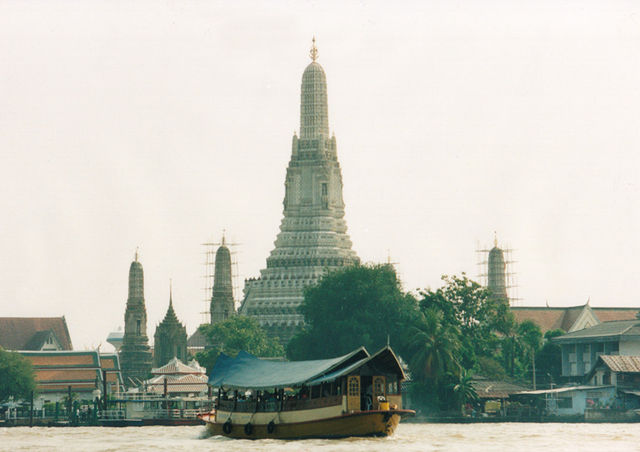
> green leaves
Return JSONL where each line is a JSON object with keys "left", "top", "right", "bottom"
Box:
{"left": 0, "top": 348, "right": 37, "bottom": 403}
{"left": 287, "top": 264, "right": 417, "bottom": 360}
{"left": 195, "top": 316, "right": 284, "bottom": 373}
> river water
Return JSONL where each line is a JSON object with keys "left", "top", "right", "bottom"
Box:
{"left": 1, "top": 423, "right": 639, "bottom": 452}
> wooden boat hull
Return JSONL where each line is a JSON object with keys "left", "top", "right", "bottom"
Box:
{"left": 200, "top": 409, "right": 414, "bottom": 439}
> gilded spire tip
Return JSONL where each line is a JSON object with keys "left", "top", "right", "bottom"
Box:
{"left": 493, "top": 231, "right": 498, "bottom": 248}
{"left": 310, "top": 36, "right": 318, "bottom": 62}
{"left": 135, "top": 247, "right": 139, "bottom": 262}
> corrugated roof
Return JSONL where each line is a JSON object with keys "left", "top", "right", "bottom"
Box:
{"left": 209, "top": 347, "right": 372, "bottom": 390}
{"left": 471, "top": 378, "right": 529, "bottom": 399}
{"left": 517, "top": 385, "right": 613, "bottom": 395}
{"left": 0, "top": 317, "right": 73, "bottom": 350}
{"left": 553, "top": 320, "right": 640, "bottom": 342}
{"left": 599, "top": 355, "right": 640, "bottom": 373}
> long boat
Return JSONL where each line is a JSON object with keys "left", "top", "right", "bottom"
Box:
{"left": 199, "top": 346, "right": 414, "bottom": 439}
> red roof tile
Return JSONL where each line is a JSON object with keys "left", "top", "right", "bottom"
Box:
{"left": 0, "top": 317, "right": 72, "bottom": 350}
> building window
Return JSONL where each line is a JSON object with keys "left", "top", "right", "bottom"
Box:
{"left": 603, "top": 372, "right": 611, "bottom": 385}
{"left": 558, "top": 397, "right": 573, "bottom": 409}
{"left": 321, "top": 183, "right": 328, "bottom": 195}
{"left": 136, "top": 320, "right": 141, "bottom": 335}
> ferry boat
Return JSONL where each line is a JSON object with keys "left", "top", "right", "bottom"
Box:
{"left": 199, "top": 346, "right": 414, "bottom": 439}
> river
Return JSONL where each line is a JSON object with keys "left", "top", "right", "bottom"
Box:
{"left": 1, "top": 423, "right": 639, "bottom": 452}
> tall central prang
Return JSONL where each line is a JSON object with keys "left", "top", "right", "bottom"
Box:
{"left": 240, "top": 39, "right": 360, "bottom": 342}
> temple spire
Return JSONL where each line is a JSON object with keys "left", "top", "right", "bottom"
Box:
{"left": 300, "top": 38, "right": 329, "bottom": 140}
{"left": 310, "top": 36, "right": 318, "bottom": 62}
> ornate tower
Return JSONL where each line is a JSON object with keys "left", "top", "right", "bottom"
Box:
{"left": 210, "top": 236, "right": 235, "bottom": 324}
{"left": 488, "top": 238, "right": 509, "bottom": 304}
{"left": 119, "top": 251, "right": 153, "bottom": 385}
{"left": 153, "top": 284, "right": 188, "bottom": 368}
{"left": 240, "top": 39, "right": 360, "bottom": 342}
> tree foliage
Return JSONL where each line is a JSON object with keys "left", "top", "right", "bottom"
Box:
{"left": 195, "top": 316, "right": 284, "bottom": 373}
{"left": 535, "top": 329, "right": 564, "bottom": 387}
{"left": 419, "top": 274, "right": 513, "bottom": 371}
{"left": 404, "top": 308, "right": 460, "bottom": 384}
{"left": 0, "top": 348, "right": 37, "bottom": 403}
{"left": 287, "top": 264, "right": 418, "bottom": 360}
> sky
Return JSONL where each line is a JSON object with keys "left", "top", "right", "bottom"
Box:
{"left": 2, "top": 0, "right": 640, "bottom": 351}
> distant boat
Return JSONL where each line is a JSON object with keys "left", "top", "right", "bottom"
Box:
{"left": 199, "top": 346, "right": 414, "bottom": 439}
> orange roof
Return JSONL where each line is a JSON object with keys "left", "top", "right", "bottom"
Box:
{"left": 36, "top": 368, "right": 99, "bottom": 383}
{"left": 511, "top": 308, "right": 568, "bottom": 332}
{"left": 25, "top": 352, "right": 98, "bottom": 368}
{"left": 593, "top": 308, "right": 640, "bottom": 323}
{"left": 512, "top": 305, "right": 640, "bottom": 333}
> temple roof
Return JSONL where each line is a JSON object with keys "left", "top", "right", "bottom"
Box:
{"left": 512, "top": 305, "right": 640, "bottom": 333}
{"left": 151, "top": 357, "right": 204, "bottom": 375}
{"left": 19, "top": 350, "right": 105, "bottom": 394}
{"left": 146, "top": 373, "right": 209, "bottom": 394}
{"left": 0, "top": 317, "right": 73, "bottom": 350}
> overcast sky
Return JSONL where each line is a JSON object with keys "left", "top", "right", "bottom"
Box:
{"left": 2, "top": 0, "right": 640, "bottom": 351}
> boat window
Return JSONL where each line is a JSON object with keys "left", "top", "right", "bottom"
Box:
{"left": 348, "top": 378, "right": 359, "bottom": 397}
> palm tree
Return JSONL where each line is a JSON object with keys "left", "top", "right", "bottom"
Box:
{"left": 451, "top": 369, "right": 478, "bottom": 412}
{"left": 404, "top": 308, "right": 461, "bottom": 385}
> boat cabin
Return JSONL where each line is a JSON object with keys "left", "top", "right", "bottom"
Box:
{"left": 209, "top": 346, "right": 406, "bottom": 420}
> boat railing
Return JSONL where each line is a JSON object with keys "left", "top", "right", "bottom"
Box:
{"left": 98, "top": 409, "right": 126, "bottom": 420}
{"left": 218, "top": 394, "right": 342, "bottom": 413}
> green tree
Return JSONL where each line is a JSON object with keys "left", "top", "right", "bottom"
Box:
{"left": 0, "top": 348, "right": 37, "bottom": 403}
{"left": 450, "top": 369, "right": 478, "bottom": 412}
{"left": 287, "top": 264, "right": 418, "bottom": 360}
{"left": 535, "top": 329, "right": 564, "bottom": 387}
{"left": 516, "top": 320, "right": 543, "bottom": 387}
{"left": 195, "top": 316, "right": 284, "bottom": 373}
{"left": 419, "top": 274, "right": 513, "bottom": 371}
{"left": 404, "top": 308, "right": 460, "bottom": 384}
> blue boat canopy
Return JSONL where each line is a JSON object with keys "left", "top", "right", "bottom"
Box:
{"left": 207, "top": 346, "right": 404, "bottom": 390}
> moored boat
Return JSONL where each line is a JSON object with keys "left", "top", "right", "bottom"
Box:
{"left": 199, "top": 346, "right": 414, "bottom": 439}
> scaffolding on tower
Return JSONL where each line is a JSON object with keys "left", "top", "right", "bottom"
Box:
{"left": 201, "top": 232, "right": 241, "bottom": 325}
{"left": 475, "top": 234, "right": 520, "bottom": 306}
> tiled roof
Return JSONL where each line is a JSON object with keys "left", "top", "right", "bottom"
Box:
{"left": 553, "top": 320, "right": 640, "bottom": 342}
{"left": 36, "top": 368, "right": 100, "bottom": 383}
{"left": 512, "top": 305, "right": 640, "bottom": 334}
{"left": 511, "top": 307, "right": 575, "bottom": 333}
{"left": 19, "top": 350, "right": 102, "bottom": 394}
{"left": 599, "top": 355, "right": 640, "bottom": 373}
{"left": 0, "top": 317, "right": 73, "bottom": 350}
{"left": 20, "top": 350, "right": 100, "bottom": 367}
{"left": 593, "top": 308, "right": 640, "bottom": 323}
{"left": 147, "top": 373, "right": 209, "bottom": 394}
{"left": 151, "top": 357, "right": 205, "bottom": 375}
